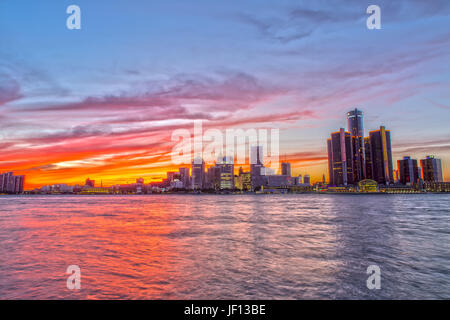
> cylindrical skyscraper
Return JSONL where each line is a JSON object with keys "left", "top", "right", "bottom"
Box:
{"left": 347, "top": 108, "right": 364, "bottom": 138}
{"left": 347, "top": 108, "right": 365, "bottom": 182}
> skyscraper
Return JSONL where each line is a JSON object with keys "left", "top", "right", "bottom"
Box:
{"left": 303, "top": 174, "right": 311, "bottom": 186}
{"left": 250, "top": 145, "right": 265, "bottom": 190}
{"left": 368, "top": 126, "right": 394, "bottom": 185}
{"left": 398, "top": 156, "right": 420, "bottom": 185}
{"left": 218, "top": 156, "right": 234, "bottom": 190}
{"left": 347, "top": 108, "right": 365, "bottom": 182}
{"left": 327, "top": 128, "right": 354, "bottom": 186}
{"left": 0, "top": 172, "right": 25, "bottom": 194}
{"left": 205, "top": 166, "right": 221, "bottom": 190}
{"left": 281, "top": 162, "right": 291, "bottom": 177}
{"left": 191, "top": 157, "right": 205, "bottom": 190}
{"left": 421, "top": 155, "right": 443, "bottom": 182}
{"left": 364, "top": 137, "right": 373, "bottom": 180}
{"left": 179, "top": 167, "right": 190, "bottom": 189}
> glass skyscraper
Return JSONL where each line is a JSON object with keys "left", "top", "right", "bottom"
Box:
{"left": 398, "top": 156, "right": 420, "bottom": 185}
{"left": 327, "top": 128, "right": 354, "bottom": 186}
{"left": 347, "top": 108, "right": 365, "bottom": 182}
{"left": 421, "top": 155, "right": 443, "bottom": 182}
{"left": 368, "top": 126, "right": 394, "bottom": 185}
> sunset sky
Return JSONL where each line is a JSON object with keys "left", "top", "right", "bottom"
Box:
{"left": 1, "top": 0, "right": 450, "bottom": 188}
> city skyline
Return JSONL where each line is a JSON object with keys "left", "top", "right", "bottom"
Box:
{"left": 1, "top": 1, "right": 450, "bottom": 189}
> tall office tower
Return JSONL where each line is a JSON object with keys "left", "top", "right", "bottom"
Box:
{"left": 218, "top": 156, "right": 234, "bottom": 190}
{"left": 281, "top": 162, "right": 291, "bottom": 177}
{"left": 297, "top": 174, "right": 303, "bottom": 185}
{"left": 347, "top": 108, "right": 365, "bottom": 182}
{"left": 14, "top": 175, "right": 25, "bottom": 193}
{"left": 421, "top": 155, "right": 443, "bottom": 182}
{"left": 368, "top": 126, "right": 394, "bottom": 185}
{"left": 179, "top": 167, "right": 190, "bottom": 188}
{"left": 0, "top": 172, "right": 13, "bottom": 192}
{"left": 250, "top": 145, "right": 265, "bottom": 190}
{"left": 205, "top": 166, "right": 220, "bottom": 189}
{"left": 398, "top": 156, "right": 420, "bottom": 185}
{"left": 327, "top": 128, "right": 354, "bottom": 186}
{"left": 6, "top": 172, "right": 16, "bottom": 193}
{"left": 191, "top": 157, "right": 205, "bottom": 190}
{"left": 0, "top": 172, "right": 24, "bottom": 194}
{"left": 364, "top": 137, "right": 373, "bottom": 180}
{"left": 303, "top": 174, "right": 311, "bottom": 186}
{"left": 0, "top": 172, "right": 7, "bottom": 192}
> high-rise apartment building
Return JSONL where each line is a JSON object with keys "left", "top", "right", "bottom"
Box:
{"left": 327, "top": 128, "right": 354, "bottom": 186}
{"left": 421, "top": 155, "right": 443, "bottom": 182}
{"left": 191, "top": 157, "right": 205, "bottom": 190}
{"left": 368, "top": 126, "right": 393, "bottom": 185}
{"left": 281, "top": 162, "right": 292, "bottom": 177}
{"left": 398, "top": 156, "right": 419, "bottom": 185}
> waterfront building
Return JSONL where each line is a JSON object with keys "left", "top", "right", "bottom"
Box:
{"left": 398, "top": 156, "right": 419, "bottom": 185}
{"left": 358, "top": 179, "right": 378, "bottom": 192}
{"left": 206, "top": 166, "right": 221, "bottom": 190}
{"left": 0, "top": 172, "right": 25, "bottom": 194}
{"left": 347, "top": 108, "right": 365, "bottom": 182}
{"left": 192, "top": 157, "right": 205, "bottom": 190}
{"left": 264, "top": 175, "right": 293, "bottom": 188}
{"left": 85, "top": 178, "right": 95, "bottom": 188}
{"left": 179, "top": 167, "right": 190, "bottom": 188}
{"left": 304, "top": 174, "right": 311, "bottom": 186}
{"left": 281, "top": 162, "right": 292, "bottom": 177}
{"left": 241, "top": 172, "right": 252, "bottom": 191}
{"left": 368, "top": 126, "right": 394, "bottom": 185}
{"left": 423, "top": 181, "right": 450, "bottom": 192}
{"left": 166, "top": 172, "right": 177, "bottom": 182}
{"left": 364, "top": 137, "right": 373, "bottom": 180}
{"left": 327, "top": 128, "right": 354, "bottom": 186}
{"left": 218, "top": 156, "right": 234, "bottom": 190}
{"left": 250, "top": 145, "right": 265, "bottom": 190}
{"left": 421, "top": 155, "right": 443, "bottom": 182}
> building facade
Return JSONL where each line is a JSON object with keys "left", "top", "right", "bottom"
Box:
{"left": 0, "top": 172, "right": 25, "bottom": 194}
{"left": 398, "top": 156, "right": 420, "bottom": 185}
{"left": 421, "top": 155, "right": 443, "bottom": 182}
{"left": 191, "top": 157, "right": 205, "bottom": 190}
{"left": 368, "top": 126, "right": 393, "bottom": 185}
{"left": 281, "top": 162, "right": 292, "bottom": 177}
{"left": 347, "top": 108, "right": 365, "bottom": 183}
{"left": 327, "top": 128, "right": 354, "bottom": 186}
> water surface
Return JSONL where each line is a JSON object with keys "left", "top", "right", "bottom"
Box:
{"left": 0, "top": 194, "right": 449, "bottom": 299}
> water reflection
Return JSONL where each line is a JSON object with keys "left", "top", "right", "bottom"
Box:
{"left": 0, "top": 194, "right": 449, "bottom": 299}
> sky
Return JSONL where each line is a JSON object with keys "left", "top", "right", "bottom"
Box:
{"left": 0, "top": 0, "right": 450, "bottom": 188}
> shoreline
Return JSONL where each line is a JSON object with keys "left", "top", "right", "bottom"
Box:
{"left": 2, "top": 192, "right": 450, "bottom": 196}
